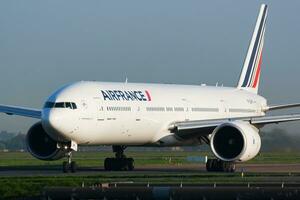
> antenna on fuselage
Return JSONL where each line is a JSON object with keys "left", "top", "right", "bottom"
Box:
{"left": 125, "top": 77, "right": 128, "bottom": 83}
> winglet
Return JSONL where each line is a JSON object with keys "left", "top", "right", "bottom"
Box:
{"left": 237, "top": 4, "right": 268, "bottom": 94}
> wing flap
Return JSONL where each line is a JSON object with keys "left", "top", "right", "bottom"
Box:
{"left": 170, "top": 119, "right": 229, "bottom": 139}
{"left": 0, "top": 104, "right": 41, "bottom": 119}
{"left": 250, "top": 114, "right": 300, "bottom": 125}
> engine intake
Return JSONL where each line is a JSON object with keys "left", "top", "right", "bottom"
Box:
{"left": 212, "top": 126, "right": 244, "bottom": 159}
{"left": 26, "top": 122, "right": 67, "bottom": 160}
{"left": 210, "top": 121, "right": 261, "bottom": 162}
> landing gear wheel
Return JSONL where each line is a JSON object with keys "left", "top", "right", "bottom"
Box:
{"left": 104, "top": 157, "right": 135, "bottom": 171}
{"left": 63, "top": 161, "right": 70, "bottom": 173}
{"left": 104, "top": 158, "right": 112, "bottom": 171}
{"left": 127, "top": 158, "right": 134, "bottom": 171}
{"left": 70, "top": 161, "right": 77, "bottom": 173}
{"left": 206, "top": 159, "right": 235, "bottom": 172}
{"left": 121, "top": 158, "right": 128, "bottom": 171}
{"left": 104, "top": 145, "right": 135, "bottom": 171}
{"left": 62, "top": 151, "right": 78, "bottom": 173}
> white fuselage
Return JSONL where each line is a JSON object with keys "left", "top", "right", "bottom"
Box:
{"left": 41, "top": 81, "right": 267, "bottom": 146}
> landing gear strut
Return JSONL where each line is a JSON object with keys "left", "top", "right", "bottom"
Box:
{"left": 62, "top": 152, "right": 77, "bottom": 173}
{"left": 104, "top": 146, "right": 134, "bottom": 171}
{"left": 206, "top": 159, "right": 235, "bottom": 172}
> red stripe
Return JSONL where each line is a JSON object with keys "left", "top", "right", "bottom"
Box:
{"left": 145, "top": 90, "right": 151, "bottom": 101}
{"left": 252, "top": 52, "right": 263, "bottom": 88}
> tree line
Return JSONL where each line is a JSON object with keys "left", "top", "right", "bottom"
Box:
{"left": 0, "top": 129, "right": 300, "bottom": 152}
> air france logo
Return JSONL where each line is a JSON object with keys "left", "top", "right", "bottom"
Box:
{"left": 101, "top": 90, "right": 152, "bottom": 101}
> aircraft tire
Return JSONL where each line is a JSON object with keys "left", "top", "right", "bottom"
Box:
{"left": 104, "top": 157, "right": 134, "bottom": 171}
{"left": 70, "top": 161, "right": 77, "bottom": 173}
{"left": 206, "top": 159, "right": 235, "bottom": 172}
{"left": 127, "top": 158, "right": 134, "bottom": 171}
{"left": 104, "top": 158, "right": 112, "bottom": 171}
{"left": 63, "top": 161, "right": 70, "bottom": 173}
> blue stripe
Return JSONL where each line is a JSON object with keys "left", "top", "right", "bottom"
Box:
{"left": 247, "top": 19, "right": 266, "bottom": 87}
{"left": 241, "top": 6, "right": 267, "bottom": 87}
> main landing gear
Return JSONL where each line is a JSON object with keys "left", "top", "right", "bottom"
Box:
{"left": 62, "top": 152, "right": 77, "bottom": 173}
{"left": 206, "top": 159, "right": 236, "bottom": 172}
{"left": 104, "top": 146, "right": 134, "bottom": 171}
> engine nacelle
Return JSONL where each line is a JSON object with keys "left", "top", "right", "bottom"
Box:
{"left": 26, "top": 122, "right": 68, "bottom": 161}
{"left": 210, "top": 121, "right": 261, "bottom": 162}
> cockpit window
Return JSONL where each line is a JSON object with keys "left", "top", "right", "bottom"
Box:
{"left": 55, "top": 102, "right": 65, "bottom": 108}
{"left": 65, "top": 102, "right": 72, "bottom": 109}
{"left": 44, "top": 101, "right": 77, "bottom": 109}
{"left": 71, "top": 103, "right": 77, "bottom": 109}
{"left": 44, "top": 102, "right": 55, "bottom": 108}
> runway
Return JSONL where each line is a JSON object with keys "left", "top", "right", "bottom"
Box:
{"left": 1, "top": 163, "right": 300, "bottom": 177}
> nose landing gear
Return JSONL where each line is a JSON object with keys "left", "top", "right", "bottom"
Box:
{"left": 60, "top": 140, "right": 78, "bottom": 173}
{"left": 62, "top": 152, "right": 77, "bottom": 173}
{"left": 104, "top": 146, "right": 135, "bottom": 171}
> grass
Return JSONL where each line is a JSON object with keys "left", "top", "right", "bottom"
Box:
{"left": 1, "top": 151, "right": 300, "bottom": 167}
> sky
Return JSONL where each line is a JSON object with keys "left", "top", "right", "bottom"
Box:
{"left": 0, "top": 0, "right": 300, "bottom": 133}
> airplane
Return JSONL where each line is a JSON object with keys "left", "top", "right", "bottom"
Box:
{"left": 1, "top": 4, "right": 300, "bottom": 173}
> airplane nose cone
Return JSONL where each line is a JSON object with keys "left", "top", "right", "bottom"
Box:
{"left": 42, "top": 109, "right": 73, "bottom": 141}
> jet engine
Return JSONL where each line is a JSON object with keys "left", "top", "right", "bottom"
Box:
{"left": 210, "top": 121, "right": 261, "bottom": 162}
{"left": 26, "top": 122, "right": 67, "bottom": 160}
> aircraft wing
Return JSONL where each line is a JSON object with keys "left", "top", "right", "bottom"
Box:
{"left": 265, "top": 103, "right": 300, "bottom": 111}
{"left": 0, "top": 104, "right": 41, "bottom": 119}
{"left": 170, "top": 114, "right": 300, "bottom": 139}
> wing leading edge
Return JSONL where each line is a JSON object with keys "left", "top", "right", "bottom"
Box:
{"left": 264, "top": 103, "right": 300, "bottom": 111}
{"left": 0, "top": 104, "right": 41, "bottom": 119}
{"left": 170, "top": 114, "right": 300, "bottom": 139}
